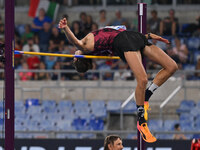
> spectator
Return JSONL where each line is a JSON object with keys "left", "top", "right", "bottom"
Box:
{"left": 113, "top": 61, "right": 131, "bottom": 80}
{"left": 37, "top": 22, "right": 52, "bottom": 52}
{"left": 85, "top": 15, "right": 94, "bottom": 34}
{"left": 27, "top": 55, "right": 40, "bottom": 70}
{"left": 173, "top": 123, "right": 187, "bottom": 140}
{"left": 91, "top": 22, "right": 99, "bottom": 31}
{"left": 19, "top": 63, "right": 33, "bottom": 81}
{"left": 131, "top": 11, "right": 138, "bottom": 31}
{"left": 34, "top": 62, "right": 50, "bottom": 80}
{"left": 22, "top": 37, "right": 40, "bottom": 52}
{"left": 166, "top": 37, "right": 188, "bottom": 69}
{"left": 111, "top": 10, "right": 128, "bottom": 28}
{"left": 49, "top": 27, "right": 65, "bottom": 52}
{"left": 104, "top": 135, "right": 123, "bottom": 150}
{"left": 51, "top": 62, "right": 61, "bottom": 80}
{"left": 147, "top": 10, "right": 161, "bottom": 35}
{"left": 0, "top": 23, "right": 4, "bottom": 39}
{"left": 45, "top": 56, "right": 57, "bottom": 70}
{"left": 31, "top": 8, "right": 52, "bottom": 33}
{"left": 79, "top": 12, "right": 87, "bottom": 33}
{"left": 71, "top": 21, "right": 85, "bottom": 40}
{"left": 195, "top": 56, "right": 200, "bottom": 79}
{"left": 21, "top": 24, "right": 34, "bottom": 45}
{"left": 192, "top": 15, "right": 200, "bottom": 37}
{"left": 160, "top": 9, "right": 179, "bottom": 36}
{"left": 97, "top": 9, "right": 109, "bottom": 29}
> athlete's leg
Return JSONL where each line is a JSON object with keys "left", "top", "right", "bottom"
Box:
{"left": 124, "top": 51, "right": 156, "bottom": 143}
{"left": 143, "top": 45, "right": 178, "bottom": 121}
{"left": 124, "top": 51, "right": 147, "bottom": 106}
{"left": 143, "top": 45, "right": 178, "bottom": 86}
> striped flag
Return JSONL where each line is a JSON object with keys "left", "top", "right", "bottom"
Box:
{"left": 28, "top": 0, "right": 59, "bottom": 21}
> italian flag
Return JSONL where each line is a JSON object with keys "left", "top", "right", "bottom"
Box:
{"left": 28, "top": 0, "right": 59, "bottom": 21}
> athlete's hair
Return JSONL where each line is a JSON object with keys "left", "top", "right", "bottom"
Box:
{"left": 104, "top": 135, "right": 121, "bottom": 150}
{"left": 72, "top": 57, "right": 92, "bottom": 73}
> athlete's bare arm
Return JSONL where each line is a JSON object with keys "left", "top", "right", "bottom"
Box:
{"left": 58, "top": 18, "right": 84, "bottom": 49}
{"left": 58, "top": 18, "right": 94, "bottom": 51}
{"left": 145, "top": 33, "right": 170, "bottom": 44}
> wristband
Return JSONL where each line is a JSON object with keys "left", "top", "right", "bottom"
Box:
{"left": 148, "top": 33, "right": 152, "bottom": 39}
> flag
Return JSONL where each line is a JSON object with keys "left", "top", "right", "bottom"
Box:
{"left": 28, "top": 0, "right": 59, "bottom": 21}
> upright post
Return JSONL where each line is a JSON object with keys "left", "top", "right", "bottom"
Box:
{"left": 137, "top": 3, "right": 147, "bottom": 150}
{"left": 5, "top": 0, "right": 15, "bottom": 149}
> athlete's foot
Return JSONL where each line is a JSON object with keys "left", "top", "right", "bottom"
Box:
{"left": 137, "top": 121, "right": 157, "bottom": 143}
{"left": 144, "top": 101, "right": 151, "bottom": 121}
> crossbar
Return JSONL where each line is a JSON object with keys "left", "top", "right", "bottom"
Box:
{"left": 15, "top": 50, "right": 120, "bottom": 59}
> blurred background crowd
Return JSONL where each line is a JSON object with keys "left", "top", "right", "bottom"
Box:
{"left": 0, "top": 0, "right": 200, "bottom": 81}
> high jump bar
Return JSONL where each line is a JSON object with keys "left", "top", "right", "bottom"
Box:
{"left": 14, "top": 50, "right": 120, "bottom": 59}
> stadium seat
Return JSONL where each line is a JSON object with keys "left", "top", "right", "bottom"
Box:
{"left": 190, "top": 106, "right": 200, "bottom": 118}
{"left": 25, "top": 98, "right": 40, "bottom": 108}
{"left": 180, "top": 121, "right": 195, "bottom": 131}
{"left": 180, "top": 113, "right": 194, "bottom": 122}
{"left": 164, "top": 120, "right": 179, "bottom": 131}
{"left": 72, "top": 118, "right": 90, "bottom": 131}
{"left": 57, "top": 100, "right": 73, "bottom": 108}
{"left": 107, "top": 100, "right": 121, "bottom": 112}
{"left": 74, "top": 100, "right": 89, "bottom": 108}
{"left": 89, "top": 118, "right": 104, "bottom": 130}
{"left": 15, "top": 100, "right": 24, "bottom": 107}
{"left": 91, "top": 100, "right": 105, "bottom": 109}
{"left": 176, "top": 100, "right": 196, "bottom": 113}
{"left": 187, "top": 37, "right": 200, "bottom": 50}
{"left": 123, "top": 100, "right": 137, "bottom": 113}
{"left": 92, "top": 107, "right": 107, "bottom": 118}
{"left": 42, "top": 100, "right": 57, "bottom": 108}
{"left": 38, "top": 120, "right": 56, "bottom": 131}
{"left": 56, "top": 120, "right": 73, "bottom": 131}
{"left": 26, "top": 105, "right": 43, "bottom": 115}
{"left": 148, "top": 119, "right": 163, "bottom": 131}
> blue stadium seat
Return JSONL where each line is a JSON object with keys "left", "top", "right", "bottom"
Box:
{"left": 164, "top": 120, "right": 179, "bottom": 131}
{"left": 74, "top": 100, "right": 89, "bottom": 108}
{"left": 176, "top": 100, "right": 196, "bottom": 113}
{"left": 46, "top": 113, "right": 63, "bottom": 121}
{"left": 89, "top": 118, "right": 104, "bottom": 130}
{"left": 157, "top": 134, "right": 173, "bottom": 140}
{"left": 92, "top": 107, "right": 107, "bottom": 118}
{"left": 57, "top": 100, "right": 73, "bottom": 108}
{"left": 25, "top": 98, "right": 40, "bottom": 108}
{"left": 42, "top": 100, "right": 57, "bottom": 108}
{"left": 180, "top": 121, "right": 195, "bottom": 131}
{"left": 107, "top": 100, "right": 121, "bottom": 112}
{"left": 91, "top": 100, "right": 105, "bottom": 109}
{"left": 180, "top": 113, "right": 194, "bottom": 122}
{"left": 75, "top": 108, "right": 91, "bottom": 119}
{"left": 148, "top": 119, "right": 163, "bottom": 131}
{"left": 15, "top": 100, "right": 24, "bottom": 107}
{"left": 26, "top": 106, "right": 43, "bottom": 115}
{"left": 187, "top": 37, "right": 200, "bottom": 50}
{"left": 42, "top": 105, "right": 58, "bottom": 114}
{"left": 72, "top": 118, "right": 90, "bottom": 131}
{"left": 38, "top": 120, "right": 56, "bottom": 131}
{"left": 123, "top": 100, "right": 137, "bottom": 113}
{"left": 56, "top": 120, "right": 73, "bottom": 131}
{"left": 190, "top": 106, "right": 200, "bottom": 118}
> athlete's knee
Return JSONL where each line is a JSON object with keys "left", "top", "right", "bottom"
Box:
{"left": 137, "top": 76, "right": 148, "bottom": 88}
{"left": 168, "top": 61, "right": 178, "bottom": 74}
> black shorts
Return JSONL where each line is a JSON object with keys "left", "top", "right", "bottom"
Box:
{"left": 113, "top": 31, "right": 152, "bottom": 62}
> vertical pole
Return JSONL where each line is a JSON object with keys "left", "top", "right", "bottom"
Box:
{"left": 5, "top": 0, "right": 15, "bottom": 149}
{"left": 137, "top": 3, "right": 147, "bottom": 150}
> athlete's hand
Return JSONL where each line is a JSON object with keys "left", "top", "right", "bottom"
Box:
{"left": 150, "top": 33, "right": 170, "bottom": 44}
{"left": 58, "top": 18, "right": 68, "bottom": 29}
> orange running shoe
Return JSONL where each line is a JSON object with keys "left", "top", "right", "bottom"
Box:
{"left": 144, "top": 101, "right": 151, "bottom": 121}
{"left": 137, "top": 121, "right": 157, "bottom": 143}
